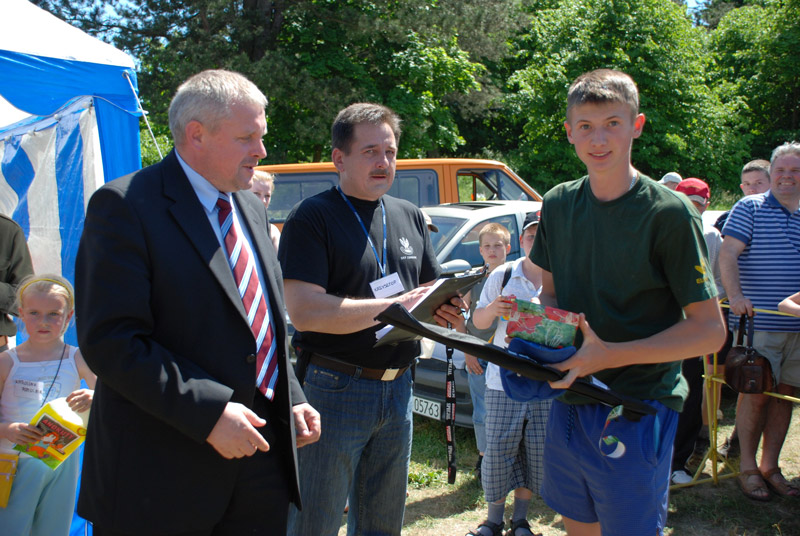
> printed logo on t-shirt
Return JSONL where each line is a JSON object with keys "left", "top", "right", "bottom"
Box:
{"left": 399, "top": 237, "right": 413, "bottom": 256}
{"left": 694, "top": 260, "right": 710, "bottom": 286}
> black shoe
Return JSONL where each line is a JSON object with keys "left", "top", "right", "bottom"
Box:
{"left": 475, "top": 454, "right": 483, "bottom": 480}
{"left": 686, "top": 435, "right": 710, "bottom": 472}
{"left": 718, "top": 435, "right": 740, "bottom": 459}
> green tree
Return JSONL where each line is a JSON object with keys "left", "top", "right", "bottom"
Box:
{"left": 35, "top": 0, "right": 505, "bottom": 162}
{"left": 692, "top": 0, "right": 746, "bottom": 29}
{"left": 498, "top": 0, "right": 750, "bottom": 193}
{"left": 709, "top": 0, "right": 800, "bottom": 162}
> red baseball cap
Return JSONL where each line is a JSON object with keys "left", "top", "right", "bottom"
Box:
{"left": 676, "top": 178, "right": 710, "bottom": 205}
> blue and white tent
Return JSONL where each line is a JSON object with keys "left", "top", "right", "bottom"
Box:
{"left": 0, "top": 0, "right": 141, "bottom": 348}
{"left": 0, "top": 2, "right": 141, "bottom": 534}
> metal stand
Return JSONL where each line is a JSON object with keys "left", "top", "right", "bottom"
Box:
{"left": 670, "top": 305, "right": 800, "bottom": 490}
{"left": 670, "top": 351, "right": 738, "bottom": 490}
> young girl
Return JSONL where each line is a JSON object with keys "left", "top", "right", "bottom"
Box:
{"left": 0, "top": 274, "right": 95, "bottom": 536}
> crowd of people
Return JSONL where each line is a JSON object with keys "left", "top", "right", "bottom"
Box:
{"left": 0, "top": 66, "right": 797, "bottom": 536}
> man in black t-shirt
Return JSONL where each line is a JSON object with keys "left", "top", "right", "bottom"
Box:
{"left": 280, "top": 103, "right": 441, "bottom": 536}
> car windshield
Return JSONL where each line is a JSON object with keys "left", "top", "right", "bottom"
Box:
{"left": 428, "top": 215, "right": 466, "bottom": 255}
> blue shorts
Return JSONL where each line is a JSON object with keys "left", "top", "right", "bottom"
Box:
{"left": 541, "top": 399, "right": 678, "bottom": 536}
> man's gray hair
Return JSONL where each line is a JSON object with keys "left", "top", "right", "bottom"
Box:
{"left": 770, "top": 141, "right": 800, "bottom": 171}
{"left": 331, "top": 103, "right": 402, "bottom": 154}
{"left": 169, "top": 70, "right": 267, "bottom": 145}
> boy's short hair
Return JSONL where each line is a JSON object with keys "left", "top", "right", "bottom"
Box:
{"left": 479, "top": 223, "right": 511, "bottom": 245}
{"left": 566, "top": 69, "right": 639, "bottom": 121}
{"left": 741, "top": 159, "right": 770, "bottom": 180}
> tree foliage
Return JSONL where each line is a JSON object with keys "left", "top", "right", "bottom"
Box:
{"left": 35, "top": 0, "right": 504, "bottom": 161}
{"left": 499, "top": 0, "right": 750, "bottom": 192}
{"left": 33, "top": 0, "right": 800, "bottom": 199}
{"left": 692, "top": 0, "right": 746, "bottom": 29}
{"left": 709, "top": 0, "right": 800, "bottom": 165}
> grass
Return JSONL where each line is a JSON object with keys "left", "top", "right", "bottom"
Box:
{"left": 709, "top": 189, "right": 739, "bottom": 211}
{"left": 339, "top": 387, "right": 800, "bottom": 535}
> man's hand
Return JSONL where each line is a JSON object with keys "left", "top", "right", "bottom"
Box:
{"left": 293, "top": 402, "right": 321, "bottom": 448}
{"left": 549, "top": 314, "right": 610, "bottom": 389}
{"left": 207, "top": 402, "right": 270, "bottom": 459}
{"left": 728, "top": 294, "right": 754, "bottom": 317}
{"left": 465, "top": 354, "right": 484, "bottom": 375}
{"left": 433, "top": 296, "right": 466, "bottom": 331}
{"left": 396, "top": 286, "right": 433, "bottom": 311}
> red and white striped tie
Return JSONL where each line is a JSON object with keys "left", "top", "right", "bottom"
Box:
{"left": 217, "top": 194, "right": 277, "bottom": 400}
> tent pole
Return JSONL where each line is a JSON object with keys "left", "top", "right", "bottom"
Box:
{"left": 124, "top": 71, "right": 162, "bottom": 160}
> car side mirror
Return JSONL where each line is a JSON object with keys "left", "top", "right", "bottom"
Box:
{"left": 439, "top": 259, "right": 472, "bottom": 276}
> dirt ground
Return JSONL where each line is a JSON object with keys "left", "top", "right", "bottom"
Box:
{"left": 338, "top": 390, "right": 800, "bottom": 536}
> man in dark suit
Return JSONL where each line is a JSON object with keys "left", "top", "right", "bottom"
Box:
{"left": 75, "top": 69, "right": 320, "bottom": 536}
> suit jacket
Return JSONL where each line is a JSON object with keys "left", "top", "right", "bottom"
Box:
{"left": 0, "top": 214, "right": 33, "bottom": 336}
{"left": 75, "top": 150, "right": 306, "bottom": 534}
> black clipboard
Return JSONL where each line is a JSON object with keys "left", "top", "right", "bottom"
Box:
{"left": 376, "top": 303, "right": 656, "bottom": 421}
{"left": 374, "top": 270, "right": 485, "bottom": 347}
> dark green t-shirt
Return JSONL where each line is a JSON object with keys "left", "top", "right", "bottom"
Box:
{"left": 530, "top": 174, "right": 716, "bottom": 411}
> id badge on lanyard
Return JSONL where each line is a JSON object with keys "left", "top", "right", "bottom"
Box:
{"left": 338, "top": 187, "right": 406, "bottom": 298}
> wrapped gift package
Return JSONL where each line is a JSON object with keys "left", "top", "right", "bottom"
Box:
{"left": 505, "top": 299, "right": 580, "bottom": 348}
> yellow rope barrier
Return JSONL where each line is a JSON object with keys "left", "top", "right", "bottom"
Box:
{"left": 669, "top": 303, "right": 800, "bottom": 491}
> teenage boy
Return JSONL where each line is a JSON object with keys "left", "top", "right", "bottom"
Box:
{"left": 466, "top": 212, "right": 547, "bottom": 536}
{"left": 530, "top": 69, "right": 725, "bottom": 536}
{"left": 739, "top": 159, "right": 771, "bottom": 197}
{"left": 464, "top": 223, "right": 512, "bottom": 477}
{"left": 670, "top": 178, "right": 725, "bottom": 484}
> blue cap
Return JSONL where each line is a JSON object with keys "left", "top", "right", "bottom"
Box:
{"left": 500, "top": 338, "right": 576, "bottom": 402}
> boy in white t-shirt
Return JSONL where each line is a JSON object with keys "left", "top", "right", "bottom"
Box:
{"left": 466, "top": 212, "right": 548, "bottom": 536}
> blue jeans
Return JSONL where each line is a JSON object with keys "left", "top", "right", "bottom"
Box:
{"left": 467, "top": 359, "right": 487, "bottom": 453}
{"left": 287, "top": 363, "right": 413, "bottom": 536}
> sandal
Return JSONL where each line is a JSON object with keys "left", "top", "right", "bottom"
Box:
{"left": 466, "top": 520, "right": 504, "bottom": 536}
{"left": 737, "top": 469, "right": 772, "bottom": 502}
{"left": 505, "top": 519, "right": 541, "bottom": 536}
{"left": 761, "top": 468, "right": 800, "bottom": 498}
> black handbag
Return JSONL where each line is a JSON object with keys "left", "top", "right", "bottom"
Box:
{"left": 724, "top": 315, "right": 775, "bottom": 394}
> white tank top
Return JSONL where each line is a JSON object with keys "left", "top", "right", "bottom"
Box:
{"left": 0, "top": 345, "right": 81, "bottom": 454}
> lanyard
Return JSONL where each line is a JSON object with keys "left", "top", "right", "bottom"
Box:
{"left": 338, "top": 186, "right": 388, "bottom": 277}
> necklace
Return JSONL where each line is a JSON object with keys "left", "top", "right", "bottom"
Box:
{"left": 41, "top": 343, "right": 67, "bottom": 407}
{"left": 628, "top": 171, "right": 638, "bottom": 191}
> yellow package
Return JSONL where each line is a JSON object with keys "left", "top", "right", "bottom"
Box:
{"left": 13, "top": 397, "right": 89, "bottom": 470}
{"left": 0, "top": 452, "right": 19, "bottom": 507}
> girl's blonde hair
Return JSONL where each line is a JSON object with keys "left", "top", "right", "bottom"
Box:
{"left": 253, "top": 170, "right": 275, "bottom": 186}
{"left": 16, "top": 273, "right": 75, "bottom": 314}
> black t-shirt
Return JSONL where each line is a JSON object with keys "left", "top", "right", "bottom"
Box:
{"left": 279, "top": 187, "right": 441, "bottom": 368}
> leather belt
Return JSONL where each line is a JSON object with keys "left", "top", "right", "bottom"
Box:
{"left": 309, "top": 354, "right": 409, "bottom": 381}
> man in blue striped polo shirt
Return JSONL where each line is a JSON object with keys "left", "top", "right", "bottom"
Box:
{"left": 719, "top": 141, "right": 800, "bottom": 501}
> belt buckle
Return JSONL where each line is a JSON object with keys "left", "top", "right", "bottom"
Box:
{"left": 381, "top": 368, "right": 399, "bottom": 381}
